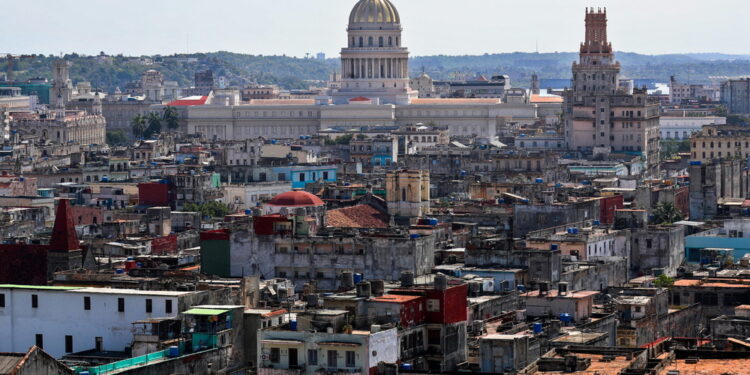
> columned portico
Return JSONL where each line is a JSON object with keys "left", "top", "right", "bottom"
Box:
{"left": 331, "top": 0, "right": 418, "bottom": 105}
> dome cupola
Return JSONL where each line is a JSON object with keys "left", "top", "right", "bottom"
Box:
{"left": 348, "top": 0, "right": 401, "bottom": 28}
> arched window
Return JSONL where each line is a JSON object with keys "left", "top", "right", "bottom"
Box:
{"left": 351, "top": 37, "right": 355, "bottom": 47}
{"left": 379, "top": 36, "right": 384, "bottom": 47}
{"left": 402, "top": 188, "right": 406, "bottom": 201}
{"left": 359, "top": 37, "right": 363, "bottom": 47}
{"left": 396, "top": 37, "right": 399, "bottom": 46}
{"left": 368, "top": 37, "right": 373, "bottom": 46}
{"left": 388, "top": 36, "right": 393, "bottom": 46}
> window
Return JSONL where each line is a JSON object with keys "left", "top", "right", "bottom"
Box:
{"left": 165, "top": 300, "right": 173, "bottom": 314}
{"left": 118, "top": 298, "right": 125, "bottom": 312}
{"left": 289, "top": 348, "right": 299, "bottom": 367}
{"left": 146, "top": 299, "right": 152, "bottom": 313}
{"left": 0, "top": 293, "right": 4, "bottom": 308}
{"left": 270, "top": 347, "right": 280, "bottom": 363}
{"left": 428, "top": 329, "right": 441, "bottom": 345}
{"left": 646, "top": 239, "right": 652, "bottom": 249}
{"left": 31, "top": 294, "right": 38, "bottom": 308}
{"left": 299, "top": 173, "right": 305, "bottom": 181}
{"left": 346, "top": 351, "right": 356, "bottom": 367}
{"left": 308, "top": 349, "right": 318, "bottom": 366}
{"left": 84, "top": 296, "right": 91, "bottom": 310}
{"left": 327, "top": 350, "right": 338, "bottom": 367}
{"left": 95, "top": 337, "right": 103, "bottom": 351}
{"left": 65, "top": 335, "right": 73, "bottom": 353}
{"left": 36, "top": 334, "right": 43, "bottom": 349}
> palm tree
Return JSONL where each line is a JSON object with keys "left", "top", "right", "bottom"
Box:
{"left": 146, "top": 112, "right": 162, "bottom": 137}
{"left": 652, "top": 202, "right": 684, "bottom": 224}
{"left": 163, "top": 106, "right": 179, "bottom": 130}
{"left": 131, "top": 115, "right": 146, "bottom": 138}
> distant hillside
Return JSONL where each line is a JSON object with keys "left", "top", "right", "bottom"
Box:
{"left": 411, "top": 52, "right": 750, "bottom": 86}
{"left": 5, "top": 51, "right": 750, "bottom": 92}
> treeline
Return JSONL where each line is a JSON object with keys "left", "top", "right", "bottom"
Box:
{"left": 5, "top": 51, "right": 750, "bottom": 92}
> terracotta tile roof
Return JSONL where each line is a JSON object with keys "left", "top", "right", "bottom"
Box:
{"left": 660, "top": 358, "right": 750, "bottom": 374}
{"left": 168, "top": 96, "right": 208, "bottom": 106}
{"left": 410, "top": 98, "right": 500, "bottom": 105}
{"left": 248, "top": 99, "right": 315, "bottom": 105}
{"left": 349, "top": 96, "right": 371, "bottom": 102}
{"left": 531, "top": 94, "right": 564, "bottom": 103}
{"left": 370, "top": 294, "right": 422, "bottom": 303}
{"left": 326, "top": 204, "right": 388, "bottom": 229}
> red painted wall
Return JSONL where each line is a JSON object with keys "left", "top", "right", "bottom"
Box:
{"left": 71, "top": 205, "right": 104, "bottom": 225}
{"left": 425, "top": 284, "right": 468, "bottom": 324}
{"left": 0, "top": 245, "right": 49, "bottom": 285}
{"left": 151, "top": 234, "right": 178, "bottom": 255}
{"left": 600, "top": 195, "right": 624, "bottom": 225}
{"left": 138, "top": 182, "right": 170, "bottom": 207}
{"left": 674, "top": 186, "right": 689, "bottom": 218}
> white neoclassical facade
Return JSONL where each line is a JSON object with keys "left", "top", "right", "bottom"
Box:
{"left": 186, "top": 0, "right": 548, "bottom": 140}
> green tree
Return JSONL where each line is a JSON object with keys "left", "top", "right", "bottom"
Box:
{"left": 106, "top": 130, "right": 128, "bottom": 146}
{"left": 654, "top": 274, "right": 675, "bottom": 288}
{"left": 652, "top": 202, "right": 684, "bottom": 224}
{"left": 131, "top": 114, "right": 146, "bottom": 138}
{"left": 183, "top": 201, "right": 230, "bottom": 218}
{"left": 146, "top": 112, "right": 162, "bottom": 137}
{"left": 163, "top": 106, "right": 180, "bottom": 130}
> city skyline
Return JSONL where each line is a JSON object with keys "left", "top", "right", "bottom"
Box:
{"left": 3, "top": 0, "right": 750, "bottom": 57}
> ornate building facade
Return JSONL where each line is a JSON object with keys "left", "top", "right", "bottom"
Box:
{"left": 332, "top": 0, "right": 417, "bottom": 105}
{"left": 563, "top": 8, "right": 660, "bottom": 173}
{"left": 185, "top": 0, "right": 550, "bottom": 140}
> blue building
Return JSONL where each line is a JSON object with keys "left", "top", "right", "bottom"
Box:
{"left": 253, "top": 165, "right": 337, "bottom": 189}
{"left": 685, "top": 219, "right": 750, "bottom": 264}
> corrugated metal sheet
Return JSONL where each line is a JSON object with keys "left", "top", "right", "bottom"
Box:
{"left": 0, "top": 353, "right": 25, "bottom": 374}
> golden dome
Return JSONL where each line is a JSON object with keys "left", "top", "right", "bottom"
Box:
{"left": 349, "top": 0, "right": 400, "bottom": 25}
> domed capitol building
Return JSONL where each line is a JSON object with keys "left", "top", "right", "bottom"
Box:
{"left": 186, "top": 0, "right": 560, "bottom": 140}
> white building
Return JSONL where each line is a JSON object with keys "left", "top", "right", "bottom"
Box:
{"left": 0, "top": 285, "right": 194, "bottom": 358}
{"left": 258, "top": 327, "right": 398, "bottom": 375}
{"left": 184, "top": 0, "right": 547, "bottom": 140}
{"left": 659, "top": 116, "right": 726, "bottom": 140}
{"left": 221, "top": 181, "right": 292, "bottom": 211}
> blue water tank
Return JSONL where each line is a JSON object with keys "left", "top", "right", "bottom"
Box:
{"left": 559, "top": 313, "right": 573, "bottom": 325}
{"left": 136, "top": 262, "right": 143, "bottom": 268}
{"left": 550, "top": 244, "right": 559, "bottom": 251}
{"left": 593, "top": 220, "right": 601, "bottom": 225}
{"left": 353, "top": 273, "right": 363, "bottom": 284}
{"left": 533, "top": 322, "right": 543, "bottom": 334}
{"left": 428, "top": 218, "right": 438, "bottom": 226}
{"left": 168, "top": 346, "right": 180, "bottom": 358}
{"left": 115, "top": 269, "right": 125, "bottom": 274}
{"left": 290, "top": 320, "right": 298, "bottom": 331}
{"left": 400, "top": 364, "right": 413, "bottom": 370}
{"left": 517, "top": 285, "right": 526, "bottom": 292}
{"left": 572, "top": 228, "right": 579, "bottom": 234}
{"left": 410, "top": 234, "right": 421, "bottom": 239}
{"left": 245, "top": 209, "right": 252, "bottom": 215}
{"left": 689, "top": 161, "right": 702, "bottom": 166}
{"left": 535, "top": 178, "right": 544, "bottom": 184}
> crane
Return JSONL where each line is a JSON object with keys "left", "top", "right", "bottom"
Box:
{"left": 2, "top": 54, "right": 34, "bottom": 83}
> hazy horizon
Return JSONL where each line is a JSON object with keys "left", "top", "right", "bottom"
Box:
{"left": 3, "top": 0, "right": 749, "bottom": 57}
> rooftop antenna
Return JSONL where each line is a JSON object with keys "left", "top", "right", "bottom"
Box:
{"left": 535, "top": 40, "right": 539, "bottom": 54}
{"left": 186, "top": 33, "right": 190, "bottom": 54}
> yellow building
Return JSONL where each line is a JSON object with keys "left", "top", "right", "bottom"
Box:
{"left": 385, "top": 170, "right": 430, "bottom": 219}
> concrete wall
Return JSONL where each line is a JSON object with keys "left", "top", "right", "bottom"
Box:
{"left": 0, "top": 287, "right": 188, "bottom": 358}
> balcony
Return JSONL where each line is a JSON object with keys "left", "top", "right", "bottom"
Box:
{"left": 314, "top": 368, "right": 362, "bottom": 375}
{"left": 259, "top": 368, "right": 305, "bottom": 375}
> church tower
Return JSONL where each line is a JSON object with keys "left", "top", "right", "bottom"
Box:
{"left": 332, "top": 0, "right": 417, "bottom": 105}
{"left": 49, "top": 59, "right": 74, "bottom": 105}
{"left": 563, "top": 8, "right": 661, "bottom": 175}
